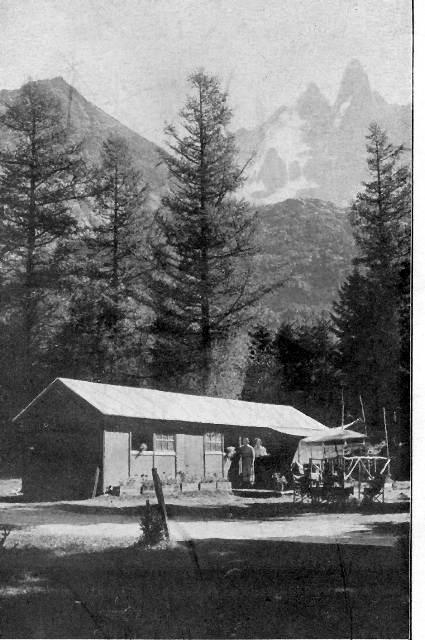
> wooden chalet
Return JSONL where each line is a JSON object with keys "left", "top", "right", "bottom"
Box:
{"left": 13, "top": 378, "right": 329, "bottom": 500}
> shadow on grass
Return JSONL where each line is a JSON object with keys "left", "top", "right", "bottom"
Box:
{"left": 57, "top": 500, "right": 301, "bottom": 521}
{"left": 0, "top": 535, "right": 409, "bottom": 639}
{"left": 0, "top": 495, "right": 26, "bottom": 504}
{"left": 54, "top": 498, "right": 410, "bottom": 522}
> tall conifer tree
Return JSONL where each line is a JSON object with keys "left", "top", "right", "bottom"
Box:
{"left": 0, "top": 81, "right": 86, "bottom": 404}
{"left": 49, "top": 135, "right": 150, "bottom": 383}
{"left": 332, "top": 123, "right": 411, "bottom": 447}
{"left": 147, "top": 71, "right": 261, "bottom": 391}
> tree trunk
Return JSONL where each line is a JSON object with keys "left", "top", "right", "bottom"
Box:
{"left": 23, "top": 114, "right": 38, "bottom": 394}
{"left": 198, "top": 83, "right": 211, "bottom": 391}
{"left": 112, "top": 166, "right": 119, "bottom": 293}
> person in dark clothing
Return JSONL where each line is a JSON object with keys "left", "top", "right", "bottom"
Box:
{"left": 322, "top": 460, "right": 335, "bottom": 499}
{"left": 239, "top": 438, "right": 255, "bottom": 486}
{"left": 224, "top": 446, "right": 240, "bottom": 487}
{"left": 363, "top": 472, "right": 386, "bottom": 503}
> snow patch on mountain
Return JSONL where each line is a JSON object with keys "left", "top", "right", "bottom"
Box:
{"left": 334, "top": 97, "right": 352, "bottom": 128}
{"left": 236, "top": 59, "right": 411, "bottom": 206}
{"left": 239, "top": 108, "right": 317, "bottom": 201}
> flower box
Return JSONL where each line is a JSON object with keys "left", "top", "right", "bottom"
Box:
{"left": 198, "top": 481, "right": 217, "bottom": 492}
{"left": 180, "top": 482, "right": 200, "bottom": 493}
{"left": 161, "top": 484, "right": 180, "bottom": 495}
{"left": 216, "top": 480, "right": 232, "bottom": 491}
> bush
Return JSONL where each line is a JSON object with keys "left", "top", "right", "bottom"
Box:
{"left": 136, "top": 501, "right": 166, "bottom": 548}
{"left": 0, "top": 526, "right": 12, "bottom": 553}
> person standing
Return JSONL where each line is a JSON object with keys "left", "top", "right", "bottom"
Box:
{"left": 224, "top": 446, "right": 240, "bottom": 487}
{"left": 253, "top": 438, "right": 268, "bottom": 458}
{"left": 239, "top": 438, "right": 255, "bottom": 487}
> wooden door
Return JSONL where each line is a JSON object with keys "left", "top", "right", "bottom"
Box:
{"left": 183, "top": 434, "right": 204, "bottom": 479}
{"left": 103, "top": 430, "right": 130, "bottom": 491}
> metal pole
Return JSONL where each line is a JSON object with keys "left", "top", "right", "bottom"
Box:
{"left": 341, "top": 386, "right": 345, "bottom": 427}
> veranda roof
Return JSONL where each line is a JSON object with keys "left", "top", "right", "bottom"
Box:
{"left": 14, "top": 377, "right": 329, "bottom": 439}
{"left": 301, "top": 426, "right": 367, "bottom": 445}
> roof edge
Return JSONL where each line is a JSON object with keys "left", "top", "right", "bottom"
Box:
{"left": 12, "top": 378, "right": 109, "bottom": 422}
{"left": 13, "top": 377, "right": 329, "bottom": 434}
{"left": 13, "top": 378, "right": 67, "bottom": 422}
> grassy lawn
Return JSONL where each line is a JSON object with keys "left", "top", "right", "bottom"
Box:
{"left": 0, "top": 529, "right": 409, "bottom": 638}
{"left": 0, "top": 479, "right": 410, "bottom": 638}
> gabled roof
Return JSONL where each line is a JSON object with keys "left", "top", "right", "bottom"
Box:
{"left": 13, "top": 377, "right": 329, "bottom": 438}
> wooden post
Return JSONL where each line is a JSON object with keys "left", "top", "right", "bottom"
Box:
{"left": 383, "top": 408, "right": 391, "bottom": 477}
{"left": 152, "top": 467, "right": 169, "bottom": 540}
{"left": 383, "top": 408, "right": 390, "bottom": 458}
{"left": 358, "top": 460, "right": 361, "bottom": 500}
{"left": 359, "top": 394, "right": 367, "bottom": 437}
{"left": 221, "top": 433, "right": 225, "bottom": 478}
{"left": 203, "top": 433, "right": 206, "bottom": 479}
{"left": 102, "top": 430, "right": 106, "bottom": 494}
{"left": 91, "top": 466, "right": 100, "bottom": 499}
{"left": 128, "top": 432, "right": 131, "bottom": 479}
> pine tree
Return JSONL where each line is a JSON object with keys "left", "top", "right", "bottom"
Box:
{"left": 49, "top": 135, "right": 151, "bottom": 384}
{"left": 89, "top": 135, "right": 148, "bottom": 308}
{"left": 147, "top": 71, "right": 261, "bottom": 391}
{"left": 351, "top": 123, "right": 410, "bottom": 281}
{"left": 242, "top": 318, "right": 340, "bottom": 425}
{"left": 0, "top": 81, "right": 87, "bottom": 404}
{"left": 332, "top": 123, "right": 411, "bottom": 445}
{"left": 242, "top": 325, "right": 281, "bottom": 403}
{"left": 331, "top": 268, "right": 375, "bottom": 401}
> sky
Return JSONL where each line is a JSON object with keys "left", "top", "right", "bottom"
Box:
{"left": 0, "top": 0, "right": 412, "bottom": 145}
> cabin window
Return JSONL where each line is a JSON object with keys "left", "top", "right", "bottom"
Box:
{"left": 132, "top": 432, "right": 153, "bottom": 451}
{"left": 154, "top": 433, "right": 175, "bottom": 451}
{"left": 204, "top": 432, "right": 222, "bottom": 452}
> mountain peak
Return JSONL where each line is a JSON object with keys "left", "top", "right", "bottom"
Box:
{"left": 0, "top": 78, "right": 168, "bottom": 209}
{"left": 345, "top": 58, "right": 365, "bottom": 74}
{"left": 335, "top": 59, "right": 371, "bottom": 109}
{"left": 48, "top": 76, "right": 68, "bottom": 85}
{"left": 297, "top": 82, "right": 330, "bottom": 119}
{"left": 303, "top": 82, "right": 322, "bottom": 98}
{"left": 39, "top": 76, "right": 86, "bottom": 100}
{"left": 235, "top": 58, "right": 410, "bottom": 206}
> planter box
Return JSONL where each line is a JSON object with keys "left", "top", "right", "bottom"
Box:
{"left": 161, "top": 484, "right": 180, "bottom": 495}
{"left": 216, "top": 480, "right": 232, "bottom": 491}
{"left": 181, "top": 482, "right": 200, "bottom": 493}
{"left": 199, "top": 482, "right": 216, "bottom": 492}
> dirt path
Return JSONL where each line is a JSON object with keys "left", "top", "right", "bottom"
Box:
{"left": 0, "top": 497, "right": 409, "bottom": 551}
{"left": 170, "top": 510, "right": 408, "bottom": 546}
